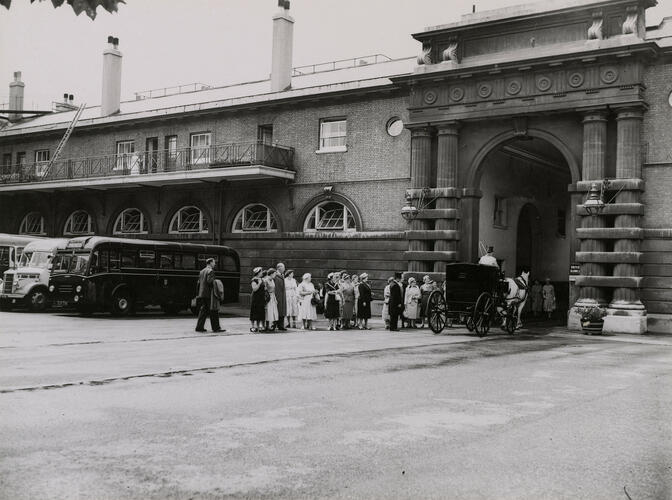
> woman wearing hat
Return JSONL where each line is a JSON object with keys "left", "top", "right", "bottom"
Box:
{"left": 404, "top": 277, "right": 421, "bottom": 328}
{"left": 297, "top": 273, "right": 317, "bottom": 330}
{"left": 357, "top": 273, "right": 372, "bottom": 330}
{"left": 419, "top": 275, "right": 437, "bottom": 328}
{"left": 264, "top": 268, "right": 279, "bottom": 332}
{"left": 340, "top": 274, "right": 355, "bottom": 330}
{"left": 324, "top": 272, "right": 340, "bottom": 331}
{"left": 249, "top": 267, "right": 266, "bottom": 333}
{"left": 284, "top": 269, "right": 299, "bottom": 329}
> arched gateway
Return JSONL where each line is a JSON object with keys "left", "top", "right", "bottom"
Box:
{"left": 393, "top": 0, "right": 655, "bottom": 333}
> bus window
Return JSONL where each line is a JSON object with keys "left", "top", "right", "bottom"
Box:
{"left": 0, "top": 247, "right": 9, "bottom": 268}
{"left": 160, "top": 254, "right": 174, "bottom": 269}
{"left": 219, "top": 255, "right": 237, "bottom": 272}
{"left": 90, "top": 250, "right": 108, "bottom": 274}
{"left": 138, "top": 250, "right": 156, "bottom": 268}
{"left": 109, "top": 250, "right": 120, "bottom": 271}
{"left": 52, "top": 253, "right": 72, "bottom": 273}
{"left": 121, "top": 250, "right": 137, "bottom": 268}
{"left": 179, "top": 253, "right": 196, "bottom": 270}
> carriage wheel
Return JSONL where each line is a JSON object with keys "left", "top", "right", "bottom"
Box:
{"left": 473, "top": 292, "right": 493, "bottom": 337}
{"left": 427, "top": 290, "right": 447, "bottom": 334}
{"left": 465, "top": 316, "right": 475, "bottom": 332}
{"left": 505, "top": 304, "right": 518, "bottom": 334}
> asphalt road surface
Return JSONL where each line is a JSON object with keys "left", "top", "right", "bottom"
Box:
{"left": 1, "top": 311, "right": 671, "bottom": 500}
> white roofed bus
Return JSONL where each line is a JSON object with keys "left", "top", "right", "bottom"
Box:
{"left": 48, "top": 236, "right": 240, "bottom": 316}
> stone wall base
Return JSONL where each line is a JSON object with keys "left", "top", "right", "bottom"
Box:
{"left": 603, "top": 314, "right": 647, "bottom": 334}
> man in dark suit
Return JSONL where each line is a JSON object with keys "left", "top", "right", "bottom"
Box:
{"left": 388, "top": 272, "right": 404, "bottom": 331}
{"left": 195, "top": 258, "right": 223, "bottom": 333}
{"left": 274, "top": 262, "right": 287, "bottom": 330}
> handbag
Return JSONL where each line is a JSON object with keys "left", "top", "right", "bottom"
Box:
{"left": 310, "top": 293, "right": 320, "bottom": 305}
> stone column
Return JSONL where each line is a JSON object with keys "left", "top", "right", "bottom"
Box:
{"left": 433, "top": 122, "right": 460, "bottom": 272}
{"left": 408, "top": 127, "right": 433, "bottom": 272}
{"left": 577, "top": 110, "right": 609, "bottom": 306}
{"left": 605, "top": 107, "right": 646, "bottom": 333}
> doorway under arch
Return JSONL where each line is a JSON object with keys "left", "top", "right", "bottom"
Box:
{"left": 474, "top": 134, "right": 573, "bottom": 316}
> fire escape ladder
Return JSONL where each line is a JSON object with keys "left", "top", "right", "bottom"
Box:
{"left": 43, "top": 102, "right": 86, "bottom": 178}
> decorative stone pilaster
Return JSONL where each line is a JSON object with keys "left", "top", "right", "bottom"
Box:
{"left": 407, "top": 127, "right": 433, "bottom": 272}
{"left": 604, "top": 107, "right": 646, "bottom": 333}
{"left": 576, "top": 110, "right": 609, "bottom": 307}
{"left": 433, "top": 122, "right": 460, "bottom": 272}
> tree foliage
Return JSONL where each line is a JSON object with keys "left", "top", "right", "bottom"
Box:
{"left": 0, "top": 0, "right": 124, "bottom": 20}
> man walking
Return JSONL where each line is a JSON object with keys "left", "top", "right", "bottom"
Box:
{"left": 274, "top": 262, "right": 287, "bottom": 330}
{"left": 388, "top": 272, "right": 404, "bottom": 331}
{"left": 195, "top": 257, "right": 223, "bottom": 333}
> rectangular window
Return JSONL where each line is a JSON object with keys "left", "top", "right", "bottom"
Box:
{"left": 318, "top": 119, "right": 347, "bottom": 152}
{"left": 557, "top": 209, "right": 567, "bottom": 238}
{"left": 258, "top": 125, "right": 273, "bottom": 145}
{"left": 190, "top": 132, "right": 211, "bottom": 165}
{"left": 35, "top": 149, "right": 50, "bottom": 177}
{"left": 121, "top": 249, "right": 137, "bottom": 268}
{"left": 176, "top": 253, "right": 196, "bottom": 270}
{"left": 109, "top": 250, "right": 120, "bottom": 271}
{"left": 115, "top": 140, "right": 135, "bottom": 171}
{"left": 2, "top": 153, "right": 11, "bottom": 175}
{"left": 160, "top": 253, "right": 174, "bottom": 269}
{"left": 137, "top": 250, "right": 156, "bottom": 268}
{"left": 91, "top": 250, "right": 108, "bottom": 274}
{"left": 493, "top": 196, "right": 507, "bottom": 228}
{"left": 16, "top": 151, "right": 26, "bottom": 166}
{"left": 165, "top": 135, "right": 177, "bottom": 171}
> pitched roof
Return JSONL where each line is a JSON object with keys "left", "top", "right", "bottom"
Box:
{"left": 0, "top": 57, "right": 415, "bottom": 138}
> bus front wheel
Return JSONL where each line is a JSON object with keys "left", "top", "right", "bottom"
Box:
{"left": 26, "top": 288, "right": 48, "bottom": 312}
{"left": 110, "top": 289, "right": 133, "bottom": 317}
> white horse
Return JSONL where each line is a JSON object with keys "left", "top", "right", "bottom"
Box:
{"left": 502, "top": 270, "right": 530, "bottom": 329}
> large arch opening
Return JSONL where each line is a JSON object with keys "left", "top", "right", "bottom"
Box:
{"left": 475, "top": 135, "right": 573, "bottom": 319}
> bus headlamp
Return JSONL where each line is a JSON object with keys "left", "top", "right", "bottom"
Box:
{"left": 49, "top": 285, "right": 55, "bottom": 293}
{"left": 75, "top": 285, "right": 82, "bottom": 293}
{"left": 73, "top": 295, "right": 79, "bottom": 302}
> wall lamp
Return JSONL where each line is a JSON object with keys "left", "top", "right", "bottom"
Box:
{"left": 584, "top": 178, "right": 617, "bottom": 216}
{"left": 401, "top": 187, "right": 437, "bottom": 221}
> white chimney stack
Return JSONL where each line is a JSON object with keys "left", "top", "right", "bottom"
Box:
{"left": 101, "top": 36, "right": 122, "bottom": 116}
{"left": 271, "top": 0, "right": 294, "bottom": 92}
{"left": 8, "top": 71, "right": 25, "bottom": 122}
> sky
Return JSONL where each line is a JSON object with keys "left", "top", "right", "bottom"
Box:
{"left": 1, "top": 0, "right": 671, "bottom": 110}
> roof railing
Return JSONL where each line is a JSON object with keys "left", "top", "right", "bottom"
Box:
{"left": 134, "top": 82, "right": 213, "bottom": 100}
{"left": 292, "top": 54, "right": 393, "bottom": 76}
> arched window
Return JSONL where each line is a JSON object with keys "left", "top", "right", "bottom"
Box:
{"left": 304, "top": 201, "right": 356, "bottom": 232}
{"left": 64, "top": 210, "right": 93, "bottom": 235}
{"left": 19, "top": 212, "right": 45, "bottom": 235}
{"left": 169, "top": 206, "right": 209, "bottom": 234}
{"left": 232, "top": 204, "right": 278, "bottom": 233}
{"left": 113, "top": 208, "right": 149, "bottom": 235}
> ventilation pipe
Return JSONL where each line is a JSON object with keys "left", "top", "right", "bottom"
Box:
{"left": 101, "top": 36, "right": 122, "bottom": 116}
{"left": 8, "top": 71, "right": 25, "bottom": 122}
{"left": 270, "top": 0, "right": 294, "bottom": 92}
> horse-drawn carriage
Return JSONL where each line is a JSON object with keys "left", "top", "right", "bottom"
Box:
{"left": 426, "top": 263, "right": 528, "bottom": 336}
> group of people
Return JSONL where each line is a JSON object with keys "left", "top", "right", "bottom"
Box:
{"left": 381, "top": 274, "right": 440, "bottom": 331}
{"left": 248, "top": 264, "right": 374, "bottom": 333}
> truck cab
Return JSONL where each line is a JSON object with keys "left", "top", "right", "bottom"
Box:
{"left": 0, "top": 238, "right": 70, "bottom": 311}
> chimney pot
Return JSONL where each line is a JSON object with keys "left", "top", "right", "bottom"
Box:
{"left": 69, "top": 94, "right": 74, "bottom": 102}
{"left": 113, "top": 37, "right": 119, "bottom": 47}
{"left": 63, "top": 93, "right": 69, "bottom": 101}
{"left": 13, "top": 71, "right": 22, "bottom": 82}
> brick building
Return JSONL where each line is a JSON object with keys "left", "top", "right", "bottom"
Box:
{"left": 1, "top": 0, "right": 671, "bottom": 333}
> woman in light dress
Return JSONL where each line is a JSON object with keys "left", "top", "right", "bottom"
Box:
{"left": 297, "top": 273, "right": 317, "bottom": 330}
{"left": 542, "top": 278, "right": 556, "bottom": 319}
{"left": 284, "top": 269, "right": 299, "bottom": 329}
{"left": 419, "top": 275, "right": 437, "bottom": 328}
{"left": 404, "top": 277, "right": 422, "bottom": 327}
{"left": 264, "top": 268, "right": 279, "bottom": 332}
{"left": 382, "top": 277, "right": 393, "bottom": 330}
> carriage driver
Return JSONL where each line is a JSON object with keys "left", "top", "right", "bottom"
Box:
{"left": 478, "top": 246, "right": 499, "bottom": 268}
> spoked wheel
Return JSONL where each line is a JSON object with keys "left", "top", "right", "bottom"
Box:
{"left": 427, "top": 290, "right": 447, "bottom": 334}
{"left": 473, "top": 292, "right": 493, "bottom": 337}
{"left": 504, "top": 304, "right": 518, "bottom": 334}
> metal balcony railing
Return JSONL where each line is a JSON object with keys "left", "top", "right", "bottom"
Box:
{"left": 0, "top": 141, "right": 295, "bottom": 185}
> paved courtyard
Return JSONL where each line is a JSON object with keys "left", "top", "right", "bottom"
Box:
{"left": 1, "top": 311, "right": 671, "bottom": 499}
